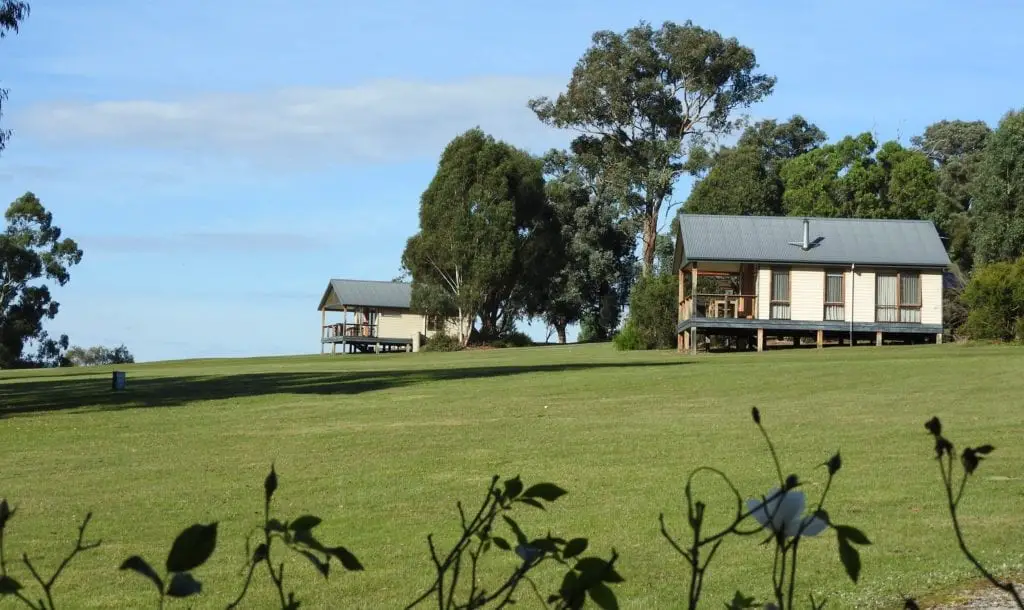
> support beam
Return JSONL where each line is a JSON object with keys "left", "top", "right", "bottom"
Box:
{"left": 689, "top": 327, "right": 697, "bottom": 355}
{"left": 875, "top": 331, "right": 883, "bottom": 347}
{"left": 320, "top": 308, "right": 326, "bottom": 354}
{"left": 677, "top": 332, "right": 684, "bottom": 353}
{"left": 936, "top": 332, "right": 943, "bottom": 345}
{"left": 816, "top": 329, "right": 824, "bottom": 349}
{"left": 757, "top": 328, "right": 764, "bottom": 353}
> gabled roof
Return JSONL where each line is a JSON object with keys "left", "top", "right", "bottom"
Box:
{"left": 317, "top": 279, "right": 412, "bottom": 311}
{"left": 677, "top": 213, "right": 951, "bottom": 268}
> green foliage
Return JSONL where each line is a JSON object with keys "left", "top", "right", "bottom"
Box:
{"left": 0, "top": 192, "right": 83, "bottom": 368}
{"left": 530, "top": 19, "right": 775, "bottom": 274}
{"left": 66, "top": 344, "right": 134, "bottom": 366}
{"left": 401, "top": 128, "right": 547, "bottom": 345}
{"left": 422, "top": 333, "right": 463, "bottom": 352}
{"left": 780, "top": 134, "right": 939, "bottom": 221}
{"left": 535, "top": 149, "right": 636, "bottom": 343}
{"left": 911, "top": 119, "right": 992, "bottom": 271}
{"left": 968, "top": 110, "right": 1024, "bottom": 266}
{"left": 614, "top": 272, "right": 679, "bottom": 350}
{"left": 958, "top": 257, "right": 1024, "bottom": 341}
{"left": 685, "top": 116, "right": 827, "bottom": 216}
{"left": 487, "top": 330, "right": 533, "bottom": 348}
{"left": 0, "top": 1, "right": 30, "bottom": 155}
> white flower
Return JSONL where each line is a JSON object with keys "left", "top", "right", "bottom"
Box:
{"left": 746, "top": 487, "right": 828, "bottom": 538}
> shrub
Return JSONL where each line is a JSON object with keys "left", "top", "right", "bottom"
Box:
{"left": 611, "top": 320, "right": 644, "bottom": 351}
{"left": 615, "top": 272, "right": 678, "bottom": 350}
{"left": 66, "top": 344, "right": 135, "bottom": 366}
{"left": 422, "top": 333, "right": 462, "bottom": 352}
{"left": 488, "top": 330, "right": 533, "bottom": 348}
{"left": 959, "top": 257, "right": 1024, "bottom": 341}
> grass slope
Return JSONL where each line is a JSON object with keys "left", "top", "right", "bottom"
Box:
{"left": 1, "top": 343, "right": 1022, "bottom": 609}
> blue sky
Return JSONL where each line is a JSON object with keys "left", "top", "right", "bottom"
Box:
{"left": 2, "top": 0, "right": 1023, "bottom": 362}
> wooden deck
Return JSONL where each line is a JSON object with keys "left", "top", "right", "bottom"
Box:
{"left": 677, "top": 317, "right": 944, "bottom": 336}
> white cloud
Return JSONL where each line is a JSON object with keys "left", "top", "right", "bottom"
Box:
{"left": 13, "top": 76, "right": 572, "bottom": 167}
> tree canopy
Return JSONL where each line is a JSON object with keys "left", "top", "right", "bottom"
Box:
{"left": 400, "top": 128, "right": 547, "bottom": 345}
{"left": 684, "top": 116, "right": 826, "bottom": 216}
{"left": 967, "top": 110, "right": 1024, "bottom": 267}
{"left": 529, "top": 20, "right": 775, "bottom": 276}
{"left": 0, "top": 193, "right": 83, "bottom": 368}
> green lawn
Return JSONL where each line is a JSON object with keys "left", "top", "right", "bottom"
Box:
{"left": 1, "top": 343, "right": 1022, "bottom": 609}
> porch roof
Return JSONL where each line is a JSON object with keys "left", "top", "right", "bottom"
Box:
{"left": 677, "top": 214, "right": 951, "bottom": 269}
{"left": 317, "top": 279, "right": 412, "bottom": 311}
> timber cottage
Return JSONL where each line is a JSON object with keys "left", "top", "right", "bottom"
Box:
{"left": 673, "top": 214, "right": 951, "bottom": 353}
{"left": 317, "top": 279, "right": 450, "bottom": 354}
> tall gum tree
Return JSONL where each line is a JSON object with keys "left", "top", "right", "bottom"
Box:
{"left": 400, "top": 128, "right": 546, "bottom": 345}
{"left": 529, "top": 19, "right": 775, "bottom": 275}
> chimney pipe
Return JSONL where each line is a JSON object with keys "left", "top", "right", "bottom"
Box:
{"left": 802, "top": 219, "right": 810, "bottom": 250}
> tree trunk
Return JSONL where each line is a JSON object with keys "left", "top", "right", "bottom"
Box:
{"left": 641, "top": 211, "right": 658, "bottom": 276}
{"left": 555, "top": 320, "right": 568, "bottom": 344}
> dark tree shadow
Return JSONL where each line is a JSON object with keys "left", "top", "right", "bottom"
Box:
{"left": 0, "top": 361, "right": 691, "bottom": 418}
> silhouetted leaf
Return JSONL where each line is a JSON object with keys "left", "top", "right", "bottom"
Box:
{"left": 0, "top": 575, "right": 23, "bottom": 595}
{"left": 522, "top": 483, "right": 567, "bottom": 502}
{"left": 253, "top": 543, "right": 268, "bottom": 562}
{"left": 976, "top": 444, "right": 995, "bottom": 455}
{"left": 328, "top": 546, "right": 364, "bottom": 571}
{"left": 903, "top": 596, "right": 920, "bottom": 609}
{"left": 266, "top": 519, "right": 287, "bottom": 533}
{"left": 784, "top": 474, "right": 799, "bottom": 490}
{"left": 119, "top": 556, "right": 164, "bottom": 593}
{"left": 265, "top": 465, "right": 278, "bottom": 503}
{"left": 0, "top": 499, "right": 11, "bottom": 530}
{"left": 298, "top": 550, "right": 329, "bottom": 578}
{"left": 751, "top": 407, "right": 761, "bottom": 424}
{"left": 924, "top": 417, "right": 941, "bottom": 436}
{"left": 166, "top": 523, "right": 218, "bottom": 573}
{"left": 559, "top": 570, "right": 580, "bottom": 599}
{"left": 493, "top": 537, "right": 511, "bottom": 551}
{"left": 588, "top": 582, "right": 619, "bottom": 610}
{"left": 826, "top": 452, "right": 842, "bottom": 476}
{"left": 516, "top": 497, "right": 546, "bottom": 510}
{"left": 289, "top": 515, "right": 322, "bottom": 532}
{"left": 528, "top": 537, "right": 559, "bottom": 553}
{"left": 814, "top": 509, "right": 831, "bottom": 526}
{"left": 504, "top": 476, "right": 524, "bottom": 499}
{"left": 836, "top": 525, "right": 871, "bottom": 546}
{"left": 166, "top": 572, "right": 202, "bottom": 598}
{"left": 502, "top": 515, "right": 528, "bottom": 545}
{"left": 575, "top": 557, "right": 624, "bottom": 583}
{"left": 962, "top": 448, "right": 981, "bottom": 474}
{"left": 564, "top": 538, "right": 588, "bottom": 559}
{"left": 837, "top": 537, "right": 861, "bottom": 583}
{"left": 726, "top": 590, "right": 759, "bottom": 609}
{"left": 516, "top": 544, "right": 543, "bottom": 562}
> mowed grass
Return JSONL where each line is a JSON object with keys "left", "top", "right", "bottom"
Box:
{"left": 1, "top": 343, "right": 1023, "bottom": 609}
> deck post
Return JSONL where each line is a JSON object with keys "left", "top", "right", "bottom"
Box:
{"left": 936, "top": 332, "right": 943, "bottom": 345}
{"left": 690, "top": 327, "right": 697, "bottom": 355}
{"left": 757, "top": 328, "right": 764, "bottom": 352}
{"left": 875, "top": 331, "right": 883, "bottom": 347}
{"left": 331, "top": 342, "right": 336, "bottom": 355}
{"left": 677, "top": 332, "right": 684, "bottom": 353}
{"left": 690, "top": 263, "right": 698, "bottom": 319}
{"left": 320, "top": 308, "right": 326, "bottom": 354}
{"left": 816, "top": 329, "right": 824, "bottom": 349}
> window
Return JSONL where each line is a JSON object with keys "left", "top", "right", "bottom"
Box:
{"left": 824, "top": 270, "right": 845, "bottom": 321}
{"left": 770, "top": 268, "right": 791, "bottom": 319}
{"left": 427, "top": 315, "right": 442, "bottom": 332}
{"left": 876, "top": 271, "right": 921, "bottom": 323}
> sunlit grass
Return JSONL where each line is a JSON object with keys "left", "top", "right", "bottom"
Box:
{"left": 1, "top": 342, "right": 1022, "bottom": 608}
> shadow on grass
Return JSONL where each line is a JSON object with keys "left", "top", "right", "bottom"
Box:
{"left": 0, "top": 361, "right": 691, "bottom": 417}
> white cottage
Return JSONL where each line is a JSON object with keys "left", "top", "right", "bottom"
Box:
{"left": 317, "top": 279, "right": 452, "bottom": 354}
{"left": 673, "top": 214, "right": 951, "bottom": 352}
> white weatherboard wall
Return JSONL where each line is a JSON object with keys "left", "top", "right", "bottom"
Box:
{"left": 922, "top": 271, "right": 943, "bottom": 325}
{"left": 378, "top": 309, "right": 428, "bottom": 339}
{"left": 852, "top": 269, "right": 876, "bottom": 323}
{"left": 790, "top": 267, "right": 824, "bottom": 321}
{"left": 757, "top": 267, "right": 770, "bottom": 319}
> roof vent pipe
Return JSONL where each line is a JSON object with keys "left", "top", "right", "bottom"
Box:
{"left": 801, "top": 218, "right": 810, "bottom": 251}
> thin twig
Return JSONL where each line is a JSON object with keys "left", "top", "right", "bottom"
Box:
{"left": 20, "top": 513, "right": 99, "bottom": 610}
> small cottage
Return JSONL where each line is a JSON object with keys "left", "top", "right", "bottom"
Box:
{"left": 673, "top": 214, "right": 951, "bottom": 352}
{"left": 316, "top": 279, "right": 450, "bottom": 353}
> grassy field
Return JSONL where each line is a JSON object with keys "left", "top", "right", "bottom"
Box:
{"left": 1, "top": 343, "right": 1023, "bottom": 609}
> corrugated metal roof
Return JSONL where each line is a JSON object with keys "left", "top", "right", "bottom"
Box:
{"left": 678, "top": 214, "right": 951, "bottom": 268}
{"left": 317, "top": 279, "right": 412, "bottom": 310}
